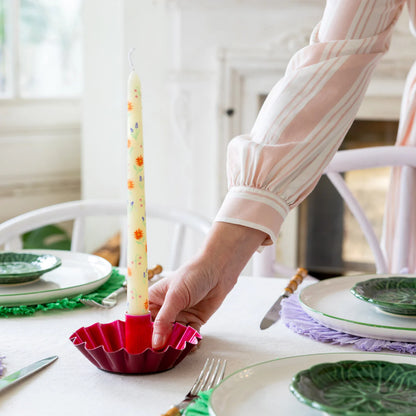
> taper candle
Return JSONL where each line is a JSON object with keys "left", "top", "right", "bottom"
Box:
{"left": 126, "top": 51, "right": 149, "bottom": 316}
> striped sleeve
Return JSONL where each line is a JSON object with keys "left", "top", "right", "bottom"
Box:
{"left": 215, "top": 0, "right": 406, "bottom": 245}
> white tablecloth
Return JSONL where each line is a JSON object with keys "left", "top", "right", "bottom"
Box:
{"left": 1, "top": 275, "right": 356, "bottom": 415}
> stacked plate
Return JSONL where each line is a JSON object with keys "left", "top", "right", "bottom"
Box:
{"left": 0, "top": 249, "right": 112, "bottom": 306}
{"left": 208, "top": 352, "right": 416, "bottom": 415}
{"left": 298, "top": 274, "right": 416, "bottom": 342}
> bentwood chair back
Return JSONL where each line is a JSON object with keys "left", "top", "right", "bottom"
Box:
{"left": 0, "top": 199, "right": 211, "bottom": 269}
{"left": 253, "top": 146, "right": 416, "bottom": 277}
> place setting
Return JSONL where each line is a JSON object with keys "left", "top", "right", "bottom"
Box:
{"left": 188, "top": 351, "right": 416, "bottom": 416}
{"left": 289, "top": 273, "right": 416, "bottom": 346}
{"left": 177, "top": 271, "right": 416, "bottom": 416}
{"left": 0, "top": 250, "right": 113, "bottom": 308}
{"left": 277, "top": 272, "right": 416, "bottom": 414}
{"left": 0, "top": 244, "right": 167, "bottom": 311}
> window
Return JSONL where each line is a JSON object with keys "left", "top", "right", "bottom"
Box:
{"left": 0, "top": 0, "right": 83, "bottom": 226}
{"left": 0, "top": 0, "right": 82, "bottom": 99}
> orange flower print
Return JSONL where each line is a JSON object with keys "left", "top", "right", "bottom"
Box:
{"left": 135, "top": 155, "right": 143, "bottom": 167}
{"left": 134, "top": 228, "right": 144, "bottom": 240}
{"left": 127, "top": 139, "right": 132, "bottom": 148}
{"left": 144, "top": 299, "right": 149, "bottom": 310}
{"left": 127, "top": 267, "right": 132, "bottom": 276}
{"left": 128, "top": 101, "right": 133, "bottom": 111}
{"left": 127, "top": 179, "right": 134, "bottom": 190}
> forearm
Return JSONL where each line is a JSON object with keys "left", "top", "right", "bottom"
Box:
{"left": 196, "top": 222, "right": 267, "bottom": 284}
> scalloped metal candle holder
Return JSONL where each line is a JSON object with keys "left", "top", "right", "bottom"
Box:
{"left": 69, "top": 319, "right": 201, "bottom": 374}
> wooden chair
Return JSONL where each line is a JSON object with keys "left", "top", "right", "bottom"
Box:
{"left": 252, "top": 146, "right": 416, "bottom": 277}
{"left": 0, "top": 199, "right": 211, "bottom": 270}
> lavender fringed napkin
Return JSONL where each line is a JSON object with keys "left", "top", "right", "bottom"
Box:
{"left": 281, "top": 295, "right": 416, "bottom": 354}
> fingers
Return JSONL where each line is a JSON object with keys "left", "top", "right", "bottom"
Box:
{"left": 149, "top": 263, "right": 218, "bottom": 350}
{"left": 151, "top": 320, "right": 172, "bottom": 350}
{"left": 151, "top": 287, "right": 189, "bottom": 350}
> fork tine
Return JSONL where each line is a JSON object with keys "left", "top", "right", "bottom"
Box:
{"left": 189, "top": 358, "right": 214, "bottom": 395}
{"left": 201, "top": 359, "right": 218, "bottom": 391}
{"left": 214, "top": 359, "right": 227, "bottom": 386}
{"left": 199, "top": 359, "right": 216, "bottom": 391}
{"left": 207, "top": 359, "right": 226, "bottom": 389}
{"left": 199, "top": 358, "right": 227, "bottom": 392}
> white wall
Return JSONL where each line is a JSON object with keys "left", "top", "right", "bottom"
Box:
{"left": 82, "top": 0, "right": 178, "bottom": 257}
{"left": 0, "top": 101, "right": 81, "bottom": 225}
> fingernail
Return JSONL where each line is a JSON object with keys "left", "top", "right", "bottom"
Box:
{"left": 152, "top": 334, "right": 165, "bottom": 349}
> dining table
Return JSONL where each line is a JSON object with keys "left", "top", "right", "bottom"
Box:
{"left": 1, "top": 269, "right": 415, "bottom": 415}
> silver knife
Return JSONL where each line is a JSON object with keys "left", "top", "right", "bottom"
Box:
{"left": 0, "top": 356, "right": 58, "bottom": 393}
{"left": 260, "top": 268, "right": 307, "bottom": 330}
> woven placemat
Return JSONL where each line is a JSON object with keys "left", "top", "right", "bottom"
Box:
{"left": 0, "top": 268, "right": 125, "bottom": 317}
{"left": 281, "top": 295, "right": 416, "bottom": 354}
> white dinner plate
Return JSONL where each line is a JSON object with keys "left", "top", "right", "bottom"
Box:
{"left": 209, "top": 352, "right": 416, "bottom": 416}
{"left": 299, "top": 274, "right": 416, "bottom": 342}
{"left": 0, "top": 250, "right": 112, "bottom": 306}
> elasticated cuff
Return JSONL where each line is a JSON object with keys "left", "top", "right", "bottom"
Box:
{"left": 214, "top": 186, "right": 289, "bottom": 246}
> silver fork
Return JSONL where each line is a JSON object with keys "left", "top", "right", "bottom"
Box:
{"left": 161, "top": 358, "right": 227, "bottom": 416}
{"left": 80, "top": 280, "right": 127, "bottom": 309}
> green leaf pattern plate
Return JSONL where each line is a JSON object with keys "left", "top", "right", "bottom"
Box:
{"left": 0, "top": 250, "right": 112, "bottom": 306}
{"left": 290, "top": 360, "right": 416, "bottom": 415}
{"left": 0, "top": 252, "right": 62, "bottom": 284}
{"left": 351, "top": 277, "right": 416, "bottom": 316}
{"left": 209, "top": 353, "right": 416, "bottom": 416}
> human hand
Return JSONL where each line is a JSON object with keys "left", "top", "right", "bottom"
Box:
{"left": 149, "top": 257, "right": 236, "bottom": 349}
{"left": 149, "top": 222, "right": 267, "bottom": 349}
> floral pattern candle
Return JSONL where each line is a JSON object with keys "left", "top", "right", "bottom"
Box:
{"left": 126, "top": 65, "right": 149, "bottom": 316}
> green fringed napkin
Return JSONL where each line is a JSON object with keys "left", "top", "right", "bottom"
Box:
{"left": 0, "top": 268, "right": 125, "bottom": 317}
{"left": 184, "top": 390, "right": 213, "bottom": 416}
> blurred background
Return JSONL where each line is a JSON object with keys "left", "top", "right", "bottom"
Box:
{"left": 0, "top": 0, "right": 413, "bottom": 276}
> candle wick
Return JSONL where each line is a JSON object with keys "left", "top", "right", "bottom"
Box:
{"left": 128, "top": 48, "right": 136, "bottom": 71}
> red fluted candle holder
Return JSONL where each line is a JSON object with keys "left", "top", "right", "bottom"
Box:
{"left": 69, "top": 318, "right": 201, "bottom": 374}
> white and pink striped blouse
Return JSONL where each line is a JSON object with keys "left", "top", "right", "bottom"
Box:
{"left": 215, "top": 0, "right": 415, "bottom": 259}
